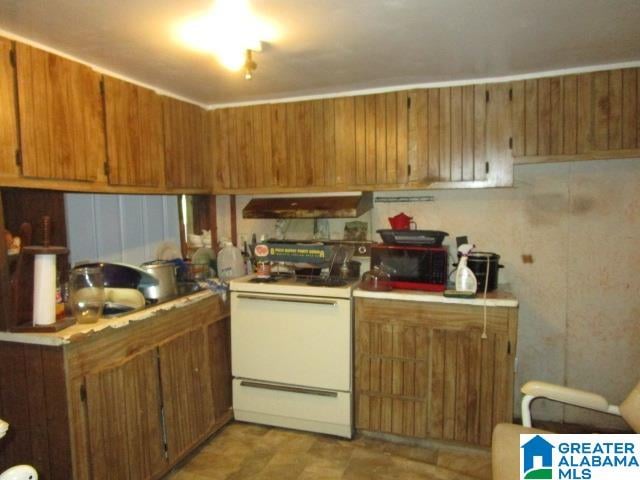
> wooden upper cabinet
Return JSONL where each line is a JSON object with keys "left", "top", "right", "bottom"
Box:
{"left": 163, "top": 97, "right": 209, "bottom": 190}
{"left": 408, "top": 86, "right": 482, "bottom": 184}
{"left": 211, "top": 99, "right": 352, "bottom": 193}
{"left": 103, "top": 76, "right": 164, "bottom": 187}
{"left": 209, "top": 85, "right": 513, "bottom": 193}
{"left": 15, "top": 42, "right": 105, "bottom": 181}
{"left": 0, "top": 37, "right": 19, "bottom": 178}
{"left": 406, "top": 83, "right": 512, "bottom": 187}
{"left": 352, "top": 92, "right": 409, "bottom": 186}
{"left": 512, "top": 68, "right": 640, "bottom": 160}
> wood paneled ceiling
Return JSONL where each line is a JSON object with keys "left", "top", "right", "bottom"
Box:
{"left": 0, "top": 0, "right": 639, "bottom": 106}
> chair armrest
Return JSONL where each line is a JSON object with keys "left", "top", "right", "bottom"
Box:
{"left": 521, "top": 381, "right": 611, "bottom": 411}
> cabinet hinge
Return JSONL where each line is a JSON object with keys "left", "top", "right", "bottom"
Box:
{"left": 407, "top": 97, "right": 411, "bottom": 109}
{"left": 103, "top": 161, "right": 110, "bottom": 177}
{"left": 509, "top": 88, "right": 513, "bottom": 101}
{"left": 485, "top": 161, "right": 489, "bottom": 174}
{"left": 507, "top": 341, "right": 512, "bottom": 355}
{"left": 485, "top": 90, "right": 490, "bottom": 103}
{"left": 508, "top": 137, "right": 513, "bottom": 149}
{"left": 80, "top": 384, "right": 87, "bottom": 402}
{"left": 15, "top": 149, "right": 22, "bottom": 167}
{"left": 9, "top": 48, "right": 16, "bottom": 68}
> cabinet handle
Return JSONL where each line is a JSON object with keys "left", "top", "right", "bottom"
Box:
{"left": 240, "top": 380, "right": 338, "bottom": 398}
{"left": 236, "top": 294, "right": 337, "bottom": 306}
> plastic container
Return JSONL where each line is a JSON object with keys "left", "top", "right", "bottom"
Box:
{"left": 217, "top": 241, "right": 246, "bottom": 281}
{"left": 454, "top": 248, "right": 477, "bottom": 294}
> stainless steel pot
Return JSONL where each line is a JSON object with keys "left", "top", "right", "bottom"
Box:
{"left": 139, "top": 260, "right": 178, "bottom": 301}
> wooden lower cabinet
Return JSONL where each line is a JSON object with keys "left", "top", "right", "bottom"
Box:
{"left": 84, "top": 349, "right": 166, "bottom": 480}
{"left": 159, "top": 327, "right": 215, "bottom": 463}
{"left": 354, "top": 297, "right": 518, "bottom": 447}
{"left": 0, "top": 295, "right": 232, "bottom": 480}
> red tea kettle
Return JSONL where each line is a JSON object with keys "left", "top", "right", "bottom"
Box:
{"left": 388, "top": 212, "right": 416, "bottom": 230}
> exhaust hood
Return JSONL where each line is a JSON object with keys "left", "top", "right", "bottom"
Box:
{"left": 242, "top": 192, "right": 372, "bottom": 219}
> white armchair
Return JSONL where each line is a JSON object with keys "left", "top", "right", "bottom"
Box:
{"left": 0, "top": 418, "right": 38, "bottom": 480}
{"left": 520, "top": 380, "right": 622, "bottom": 427}
{"left": 492, "top": 380, "right": 640, "bottom": 480}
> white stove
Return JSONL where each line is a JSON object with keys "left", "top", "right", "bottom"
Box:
{"left": 230, "top": 274, "right": 357, "bottom": 438}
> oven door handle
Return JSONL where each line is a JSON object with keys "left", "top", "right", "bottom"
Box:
{"left": 235, "top": 294, "right": 337, "bottom": 306}
{"left": 239, "top": 380, "right": 338, "bottom": 398}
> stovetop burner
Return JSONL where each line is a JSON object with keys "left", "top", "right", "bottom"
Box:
{"left": 306, "top": 277, "right": 348, "bottom": 287}
{"left": 249, "top": 276, "right": 281, "bottom": 283}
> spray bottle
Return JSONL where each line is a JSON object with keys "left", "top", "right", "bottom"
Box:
{"left": 455, "top": 243, "right": 477, "bottom": 293}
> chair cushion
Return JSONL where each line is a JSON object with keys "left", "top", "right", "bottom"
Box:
{"left": 620, "top": 381, "right": 640, "bottom": 433}
{"left": 492, "top": 423, "right": 549, "bottom": 480}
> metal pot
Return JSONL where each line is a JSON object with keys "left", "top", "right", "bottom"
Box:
{"left": 457, "top": 252, "right": 503, "bottom": 292}
{"left": 139, "top": 260, "right": 178, "bottom": 301}
{"left": 74, "top": 261, "right": 158, "bottom": 289}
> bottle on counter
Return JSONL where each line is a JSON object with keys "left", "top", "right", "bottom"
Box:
{"left": 217, "top": 240, "right": 246, "bottom": 282}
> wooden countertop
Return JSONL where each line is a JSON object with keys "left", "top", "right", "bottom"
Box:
{"left": 0, "top": 289, "right": 218, "bottom": 347}
{"left": 353, "top": 286, "right": 518, "bottom": 307}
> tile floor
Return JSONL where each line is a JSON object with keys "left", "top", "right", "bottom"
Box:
{"left": 167, "top": 422, "right": 492, "bottom": 480}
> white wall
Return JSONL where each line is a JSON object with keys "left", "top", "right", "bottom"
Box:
{"left": 65, "top": 194, "right": 181, "bottom": 267}
{"left": 217, "top": 157, "right": 640, "bottom": 429}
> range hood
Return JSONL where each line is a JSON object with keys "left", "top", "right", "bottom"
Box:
{"left": 242, "top": 192, "right": 373, "bottom": 219}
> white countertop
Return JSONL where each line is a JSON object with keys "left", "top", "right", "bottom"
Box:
{"left": 230, "top": 274, "right": 357, "bottom": 299}
{"left": 0, "top": 289, "right": 217, "bottom": 347}
{"left": 353, "top": 287, "right": 518, "bottom": 307}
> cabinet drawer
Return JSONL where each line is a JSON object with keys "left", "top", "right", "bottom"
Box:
{"left": 233, "top": 379, "right": 352, "bottom": 438}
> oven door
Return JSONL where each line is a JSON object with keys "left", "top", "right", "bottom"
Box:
{"left": 231, "top": 291, "right": 351, "bottom": 392}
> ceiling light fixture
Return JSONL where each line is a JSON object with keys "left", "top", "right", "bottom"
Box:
{"left": 244, "top": 49, "right": 257, "bottom": 80}
{"left": 176, "top": 0, "right": 277, "bottom": 78}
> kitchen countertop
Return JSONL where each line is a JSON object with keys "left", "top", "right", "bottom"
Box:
{"left": 0, "top": 289, "right": 217, "bottom": 347}
{"left": 353, "top": 286, "right": 518, "bottom": 307}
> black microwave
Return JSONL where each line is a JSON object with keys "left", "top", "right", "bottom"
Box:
{"left": 370, "top": 244, "right": 448, "bottom": 292}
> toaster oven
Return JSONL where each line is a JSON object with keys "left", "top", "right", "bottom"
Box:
{"left": 370, "top": 244, "right": 448, "bottom": 292}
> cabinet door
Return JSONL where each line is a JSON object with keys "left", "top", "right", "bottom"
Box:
{"left": 163, "top": 97, "right": 209, "bottom": 190}
{"left": 511, "top": 68, "right": 640, "bottom": 159}
{"left": 84, "top": 349, "right": 167, "bottom": 480}
{"left": 103, "top": 76, "right": 164, "bottom": 187}
{"left": 408, "top": 85, "right": 488, "bottom": 184}
{"left": 429, "top": 327, "right": 511, "bottom": 446}
{"left": 355, "top": 298, "right": 516, "bottom": 447}
{"left": 158, "top": 326, "right": 215, "bottom": 463}
{"left": 352, "top": 92, "right": 410, "bottom": 187}
{"left": 0, "top": 37, "right": 19, "bottom": 177}
{"left": 15, "top": 42, "right": 105, "bottom": 181}
{"left": 356, "top": 320, "right": 429, "bottom": 438}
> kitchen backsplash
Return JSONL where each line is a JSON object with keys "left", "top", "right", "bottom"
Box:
{"left": 65, "top": 193, "right": 180, "bottom": 267}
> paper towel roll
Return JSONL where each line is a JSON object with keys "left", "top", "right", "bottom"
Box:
{"left": 33, "top": 254, "right": 56, "bottom": 326}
